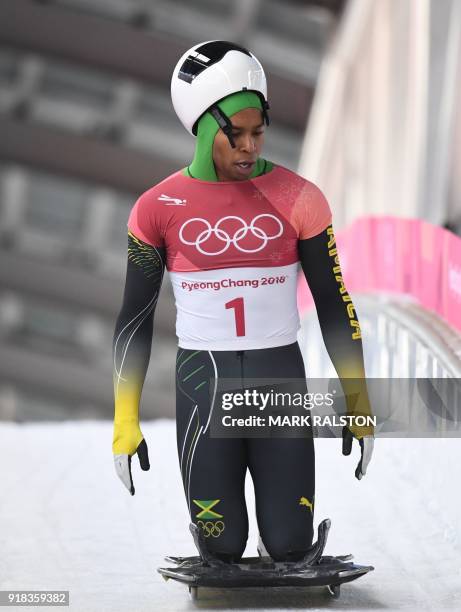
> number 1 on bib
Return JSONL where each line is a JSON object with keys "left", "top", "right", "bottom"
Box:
{"left": 225, "top": 297, "right": 246, "bottom": 337}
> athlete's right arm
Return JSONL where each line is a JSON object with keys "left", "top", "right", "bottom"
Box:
{"left": 112, "top": 228, "right": 166, "bottom": 495}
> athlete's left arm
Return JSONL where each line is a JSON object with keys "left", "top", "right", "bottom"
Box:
{"left": 298, "top": 224, "right": 374, "bottom": 479}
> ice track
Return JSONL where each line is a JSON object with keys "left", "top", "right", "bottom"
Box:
{"left": 0, "top": 421, "right": 460, "bottom": 611}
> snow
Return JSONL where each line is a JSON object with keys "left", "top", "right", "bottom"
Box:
{"left": 1, "top": 420, "right": 460, "bottom": 611}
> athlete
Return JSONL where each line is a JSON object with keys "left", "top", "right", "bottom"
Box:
{"left": 112, "top": 41, "right": 374, "bottom": 563}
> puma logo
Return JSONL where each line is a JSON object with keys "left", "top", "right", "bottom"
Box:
{"left": 299, "top": 496, "right": 313, "bottom": 513}
{"left": 158, "top": 194, "right": 187, "bottom": 206}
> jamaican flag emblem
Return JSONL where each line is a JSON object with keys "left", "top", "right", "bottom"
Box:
{"left": 193, "top": 499, "right": 223, "bottom": 520}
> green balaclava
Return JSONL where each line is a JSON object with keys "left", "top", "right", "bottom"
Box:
{"left": 184, "top": 90, "right": 273, "bottom": 182}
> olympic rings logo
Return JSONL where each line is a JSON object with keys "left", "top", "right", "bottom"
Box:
{"left": 197, "top": 520, "right": 226, "bottom": 537}
{"left": 179, "top": 214, "right": 283, "bottom": 256}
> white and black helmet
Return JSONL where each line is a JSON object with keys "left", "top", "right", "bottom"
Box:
{"left": 170, "top": 40, "right": 270, "bottom": 139}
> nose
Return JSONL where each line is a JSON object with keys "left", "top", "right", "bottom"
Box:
{"left": 240, "top": 133, "right": 256, "bottom": 153}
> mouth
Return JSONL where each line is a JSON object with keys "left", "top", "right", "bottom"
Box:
{"left": 235, "top": 160, "right": 256, "bottom": 173}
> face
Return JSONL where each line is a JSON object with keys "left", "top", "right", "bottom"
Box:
{"left": 212, "top": 107, "right": 265, "bottom": 181}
